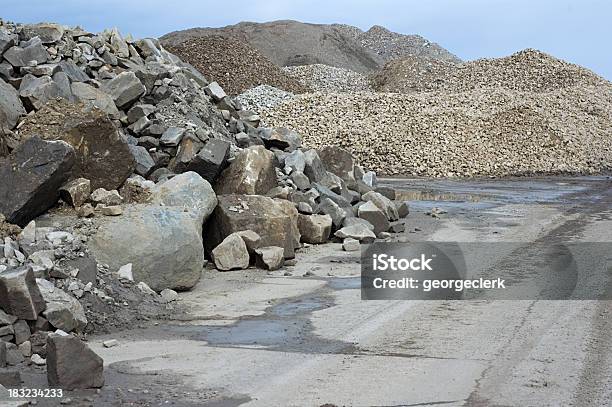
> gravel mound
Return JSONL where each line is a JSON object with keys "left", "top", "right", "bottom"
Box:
{"left": 236, "top": 85, "right": 295, "bottom": 113}
{"left": 341, "top": 24, "right": 462, "bottom": 65}
{"left": 372, "top": 49, "right": 607, "bottom": 93}
{"left": 283, "top": 64, "right": 372, "bottom": 93}
{"left": 262, "top": 85, "right": 612, "bottom": 177}
{"left": 162, "top": 20, "right": 381, "bottom": 73}
{"left": 165, "top": 35, "right": 309, "bottom": 95}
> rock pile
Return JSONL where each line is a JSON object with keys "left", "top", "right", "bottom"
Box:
{"left": 283, "top": 64, "right": 372, "bottom": 93}
{"left": 262, "top": 84, "right": 612, "bottom": 177}
{"left": 371, "top": 49, "right": 608, "bottom": 93}
{"left": 236, "top": 85, "right": 295, "bottom": 113}
{"left": 165, "top": 35, "right": 309, "bottom": 95}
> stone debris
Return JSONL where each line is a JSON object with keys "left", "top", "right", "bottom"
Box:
{"left": 342, "top": 238, "right": 361, "bottom": 252}
{"left": 102, "top": 339, "right": 118, "bottom": 348}
{"left": 236, "top": 85, "right": 295, "bottom": 113}
{"left": 211, "top": 233, "right": 250, "bottom": 271}
{"left": 254, "top": 246, "right": 285, "bottom": 270}
{"left": 165, "top": 36, "right": 309, "bottom": 95}
{"left": 46, "top": 332, "right": 104, "bottom": 390}
{"left": 297, "top": 214, "right": 332, "bottom": 244}
{"left": 283, "top": 64, "right": 372, "bottom": 93}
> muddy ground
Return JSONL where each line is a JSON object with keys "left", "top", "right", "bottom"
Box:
{"left": 5, "top": 176, "right": 612, "bottom": 406}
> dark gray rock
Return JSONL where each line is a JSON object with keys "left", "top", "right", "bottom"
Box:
{"left": 128, "top": 145, "right": 155, "bottom": 176}
{"left": 47, "top": 333, "right": 104, "bottom": 390}
{"left": 260, "top": 127, "right": 301, "bottom": 152}
{"left": 57, "top": 60, "right": 89, "bottom": 83}
{"left": 0, "top": 266, "right": 46, "bottom": 321}
{"left": 303, "top": 149, "right": 327, "bottom": 183}
{"left": 3, "top": 39, "right": 49, "bottom": 67}
{"left": 18, "top": 74, "right": 63, "bottom": 110}
{"left": 186, "top": 138, "right": 230, "bottom": 183}
{"left": 0, "top": 137, "right": 75, "bottom": 226}
{"left": 0, "top": 77, "right": 26, "bottom": 129}
{"left": 103, "top": 71, "right": 145, "bottom": 109}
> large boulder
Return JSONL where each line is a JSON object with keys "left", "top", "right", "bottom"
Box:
{"left": 362, "top": 191, "right": 399, "bottom": 221}
{"left": 3, "top": 38, "right": 49, "bottom": 68}
{"left": 151, "top": 172, "right": 217, "bottom": 226}
{"left": 89, "top": 205, "right": 204, "bottom": 291}
{"left": 318, "top": 146, "right": 357, "bottom": 188}
{"left": 303, "top": 149, "right": 327, "bottom": 184}
{"left": 18, "top": 74, "right": 63, "bottom": 111}
{"left": 205, "top": 195, "right": 300, "bottom": 259}
{"left": 211, "top": 233, "right": 249, "bottom": 271}
{"left": 186, "top": 138, "right": 230, "bottom": 183}
{"left": 215, "top": 146, "right": 278, "bottom": 195}
{"left": 0, "top": 266, "right": 46, "bottom": 320}
{"left": 0, "top": 137, "right": 75, "bottom": 226}
{"left": 46, "top": 333, "right": 104, "bottom": 390}
{"left": 102, "top": 71, "right": 145, "bottom": 109}
{"left": 70, "top": 82, "right": 120, "bottom": 119}
{"left": 36, "top": 279, "right": 87, "bottom": 333}
{"left": 20, "top": 23, "right": 65, "bottom": 44}
{"left": 259, "top": 127, "right": 301, "bottom": 152}
{"left": 358, "top": 201, "right": 390, "bottom": 235}
{"left": 19, "top": 100, "right": 135, "bottom": 190}
{"left": 0, "top": 78, "right": 26, "bottom": 130}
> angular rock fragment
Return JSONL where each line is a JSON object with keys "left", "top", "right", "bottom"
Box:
{"left": 215, "top": 146, "right": 278, "bottom": 195}
{"left": 254, "top": 246, "right": 285, "bottom": 270}
{"left": 18, "top": 74, "right": 63, "bottom": 110}
{"left": 103, "top": 71, "right": 145, "bottom": 108}
{"left": 0, "top": 77, "right": 26, "bottom": 129}
{"left": 205, "top": 195, "right": 300, "bottom": 259}
{"left": 20, "top": 23, "right": 65, "bottom": 44}
{"left": 362, "top": 191, "right": 399, "bottom": 221}
{"left": 342, "top": 238, "right": 361, "bottom": 252}
{"left": 59, "top": 178, "right": 91, "bottom": 208}
{"left": 317, "top": 197, "right": 348, "bottom": 229}
{"left": 160, "top": 127, "right": 185, "bottom": 147}
{"left": 0, "top": 266, "right": 46, "bottom": 320}
{"left": 358, "top": 201, "right": 390, "bottom": 235}
{"left": 318, "top": 146, "right": 357, "bottom": 188}
{"left": 128, "top": 145, "right": 155, "bottom": 176}
{"left": 36, "top": 279, "right": 87, "bottom": 332}
{"left": 0, "top": 137, "right": 75, "bottom": 226}
{"left": 70, "top": 82, "right": 120, "bottom": 119}
{"left": 260, "top": 127, "right": 301, "bottom": 151}
{"left": 46, "top": 333, "right": 104, "bottom": 390}
{"left": 334, "top": 224, "right": 376, "bottom": 243}
{"left": 204, "top": 81, "right": 226, "bottom": 101}
{"left": 303, "top": 149, "right": 327, "bottom": 183}
{"left": 396, "top": 201, "right": 410, "bottom": 218}
{"left": 90, "top": 188, "right": 123, "bottom": 206}
{"left": 298, "top": 214, "right": 332, "bottom": 244}
{"left": 186, "top": 138, "right": 230, "bottom": 183}
{"left": 3, "top": 39, "right": 49, "bottom": 68}
{"left": 236, "top": 230, "right": 262, "bottom": 254}
{"left": 212, "top": 233, "right": 250, "bottom": 271}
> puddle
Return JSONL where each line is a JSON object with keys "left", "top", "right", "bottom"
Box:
{"left": 272, "top": 297, "right": 329, "bottom": 317}
{"left": 396, "top": 190, "right": 484, "bottom": 202}
{"left": 328, "top": 277, "right": 361, "bottom": 290}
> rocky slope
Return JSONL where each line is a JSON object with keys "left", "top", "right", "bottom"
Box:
{"left": 165, "top": 35, "right": 309, "bottom": 95}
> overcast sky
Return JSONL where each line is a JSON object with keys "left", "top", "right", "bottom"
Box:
{"left": 3, "top": 0, "right": 610, "bottom": 78}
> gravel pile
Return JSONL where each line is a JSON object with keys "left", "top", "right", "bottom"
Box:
{"left": 165, "top": 36, "right": 309, "bottom": 95}
{"left": 339, "top": 24, "right": 461, "bottom": 65}
{"left": 262, "top": 85, "right": 612, "bottom": 177}
{"left": 283, "top": 64, "right": 373, "bottom": 93}
{"left": 236, "top": 85, "right": 295, "bottom": 113}
{"left": 372, "top": 49, "right": 607, "bottom": 93}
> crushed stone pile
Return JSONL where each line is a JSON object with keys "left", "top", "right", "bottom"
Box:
{"left": 165, "top": 35, "right": 309, "bottom": 95}
{"left": 371, "top": 49, "right": 608, "bottom": 93}
{"left": 236, "top": 84, "right": 295, "bottom": 113}
{"left": 336, "top": 24, "right": 461, "bottom": 65}
{"left": 283, "top": 64, "right": 372, "bottom": 93}
{"left": 262, "top": 84, "right": 612, "bottom": 177}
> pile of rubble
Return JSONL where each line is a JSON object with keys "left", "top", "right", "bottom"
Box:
{"left": 236, "top": 84, "right": 295, "bottom": 113}
{"left": 371, "top": 49, "right": 608, "bottom": 93}
{"left": 165, "top": 35, "right": 309, "bottom": 95}
{"left": 283, "top": 64, "right": 372, "bottom": 93}
{"left": 0, "top": 20, "right": 410, "bottom": 395}
{"left": 262, "top": 85, "right": 612, "bottom": 177}
{"left": 336, "top": 24, "right": 462, "bottom": 65}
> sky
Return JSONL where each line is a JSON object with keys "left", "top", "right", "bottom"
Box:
{"left": 2, "top": 0, "right": 611, "bottom": 79}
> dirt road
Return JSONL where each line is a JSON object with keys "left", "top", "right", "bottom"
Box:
{"left": 89, "top": 176, "right": 612, "bottom": 406}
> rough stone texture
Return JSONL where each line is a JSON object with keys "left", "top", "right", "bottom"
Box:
{"left": 236, "top": 230, "right": 262, "bottom": 254}
{"left": 358, "top": 201, "right": 390, "bottom": 235}
{"left": 70, "top": 82, "right": 120, "bottom": 119}
{"left": 317, "top": 197, "right": 348, "bottom": 229}
{"left": 397, "top": 201, "right": 410, "bottom": 218}
{"left": 36, "top": 279, "right": 87, "bottom": 332}
{"left": 298, "top": 214, "right": 332, "bottom": 244}
{"left": 254, "top": 246, "right": 284, "bottom": 270}
{"left": 20, "top": 23, "right": 65, "bottom": 44}
{"left": 3, "top": 40, "right": 49, "bottom": 68}
{"left": 342, "top": 237, "right": 360, "bottom": 252}
{"left": 19, "top": 100, "right": 135, "bottom": 190}
{"left": 0, "top": 266, "right": 46, "bottom": 321}
{"left": 205, "top": 195, "right": 300, "bottom": 259}
{"left": 236, "top": 85, "right": 295, "bottom": 113}
{"left": 46, "top": 333, "right": 104, "bottom": 390}
{"left": 318, "top": 145, "right": 357, "bottom": 187}
{"left": 284, "top": 64, "right": 372, "bottom": 93}
{"left": 89, "top": 204, "right": 204, "bottom": 291}
{"left": 215, "top": 146, "right": 278, "bottom": 195}
{"left": 151, "top": 171, "right": 218, "bottom": 225}
{"left": 129, "top": 145, "right": 155, "bottom": 177}
{"left": 59, "top": 178, "right": 91, "bottom": 208}
{"left": 186, "top": 138, "right": 230, "bottom": 183}
{"left": 362, "top": 191, "right": 399, "bottom": 221}
{"left": 334, "top": 224, "right": 376, "bottom": 242}
{"left": 102, "top": 71, "right": 146, "bottom": 109}
{"left": 0, "top": 77, "right": 26, "bottom": 130}
{"left": 0, "top": 137, "right": 75, "bottom": 226}
{"left": 260, "top": 127, "right": 302, "bottom": 152}
{"left": 18, "top": 74, "right": 63, "bottom": 111}
{"left": 211, "top": 233, "right": 250, "bottom": 271}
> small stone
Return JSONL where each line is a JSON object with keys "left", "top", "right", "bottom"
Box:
{"left": 159, "top": 288, "right": 178, "bottom": 303}
{"left": 116, "top": 264, "right": 133, "bottom": 281}
{"left": 90, "top": 188, "right": 123, "bottom": 206}
{"left": 102, "top": 339, "right": 119, "bottom": 348}
{"left": 254, "top": 246, "right": 285, "bottom": 271}
{"left": 31, "top": 353, "right": 46, "bottom": 366}
{"left": 342, "top": 238, "right": 360, "bottom": 252}
{"left": 60, "top": 178, "right": 91, "bottom": 208}
{"left": 100, "top": 205, "right": 123, "bottom": 216}
{"left": 77, "top": 204, "right": 95, "bottom": 218}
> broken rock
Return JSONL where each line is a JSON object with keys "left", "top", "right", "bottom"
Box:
{"left": 46, "top": 333, "right": 104, "bottom": 390}
{"left": 103, "top": 71, "right": 145, "bottom": 109}
{"left": 358, "top": 201, "right": 390, "bottom": 235}
{"left": 0, "top": 266, "right": 46, "bottom": 320}
{"left": 36, "top": 279, "right": 87, "bottom": 333}
{"left": 0, "top": 77, "right": 26, "bottom": 129}
{"left": 254, "top": 246, "right": 285, "bottom": 270}
{"left": 298, "top": 214, "right": 332, "bottom": 244}
{"left": 334, "top": 224, "right": 376, "bottom": 243}
{"left": 59, "top": 178, "right": 91, "bottom": 208}
{"left": 0, "top": 137, "right": 75, "bottom": 226}
{"left": 215, "top": 146, "right": 278, "bottom": 195}
{"left": 211, "top": 233, "right": 250, "bottom": 271}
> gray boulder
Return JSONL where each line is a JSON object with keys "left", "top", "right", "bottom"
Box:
{"left": 215, "top": 146, "right": 278, "bottom": 195}
{"left": 3, "top": 39, "right": 49, "bottom": 67}
{"left": 46, "top": 333, "right": 104, "bottom": 390}
{"left": 358, "top": 201, "right": 390, "bottom": 235}
{"left": 0, "top": 77, "right": 26, "bottom": 129}
{"left": 317, "top": 197, "right": 348, "bottom": 229}
{"left": 59, "top": 178, "right": 91, "bottom": 208}
{"left": 18, "top": 74, "right": 63, "bottom": 111}
{"left": 334, "top": 224, "right": 376, "bottom": 243}
{"left": 260, "top": 127, "right": 301, "bottom": 152}
{"left": 103, "top": 71, "right": 145, "bottom": 109}
{"left": 0, "top": 137, "right": 75, "bottom": 226}
{"left": 284, "top": 149, "right": 306, "bottom": 173}
{"left": 71, "top": 82, "right": 120, "bottom": 119}
{"left": 204, "top": 81, "right": 226, "bottom": 101}
{"left": 298, "top": 214, "right": 332, "bottom": 244}
{"left": 0, "top": 266, "right": 46, "bottom": 320}
{"left": 128, "top": 145, "right": 155, "bottom": 176}
{"left": 211, "top": 233, "right": 249, "bottom": 271}
{"left": 303, "top": 149, "right": 327, "bottom": 183}
{"left": 186, "top": 138, "right": 230, "bottom": 183}
{"left": 318, "top": 146, "right": 357, "bottom": 188}
{"left": 20, "top": 23, "right": 65, "bottom": 44}
{"left": 254, "top": 246, "right": 285, "bottom": 270}
{"left": 36, "top": 279, "right": 87, "bottom": 332}
{"left": 362, "top": 191, "right": 399, "bottom": 221}
{"left": 151, "top": 171, "right": 217, "bottom": 226}
{"left": 89, "top": 205, "right": 204, "bottom": 291}
{"left": 57, "top": 60, "right": 89, "bottom": 83}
